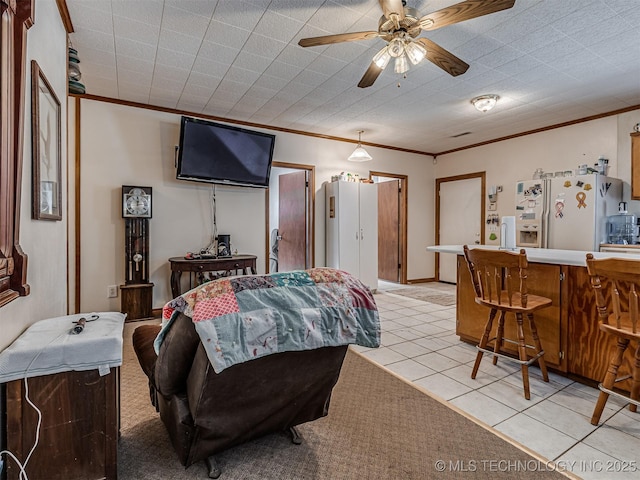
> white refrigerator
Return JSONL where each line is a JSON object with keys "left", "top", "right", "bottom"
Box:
{"left": 515, "top": 174, "right": 622, "bottom": 251}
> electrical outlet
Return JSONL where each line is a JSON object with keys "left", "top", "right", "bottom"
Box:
{"left": 496, "top": 185, "right": 503, "bottom": 192}
{"left": 107, "top": 285, "right": 118, "bottom": 298}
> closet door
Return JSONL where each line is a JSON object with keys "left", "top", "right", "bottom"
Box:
{"left": 338, "top": 182, "right": 360, "bottom": 277}
{"left": 358, "top": 183, "right": 378, "bottom": 291}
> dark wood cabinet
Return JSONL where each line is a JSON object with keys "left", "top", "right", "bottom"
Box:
{"left": 169, "top": 255, "right": 257, "bottom": 298}
{"left": 6, "top": 368, "right": 119, "bottom": 480}
{"left": 565, "top": 265, "right": 635, "bottom": 390}
{"left": 632, "top": 132, "right": 640, "bottom": 200}
{"left": 456, "top": 254, "right": 636, "bottom": 389}
{"left": 456, "top": 255, "right": 567, "bottom": 371}
{"left": 120, "top": 282, "right": 154, "bottom": 321}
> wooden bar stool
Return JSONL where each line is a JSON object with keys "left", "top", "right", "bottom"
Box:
{"left": 585, "top": 253, "right": 640, "bottom": 426}
{"left": 463, "top": 246, "right": 552, "bottom": 399}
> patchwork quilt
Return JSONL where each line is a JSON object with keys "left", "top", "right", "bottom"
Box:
{"left": 157, "top": 268, "right": 380, "bottom": 373}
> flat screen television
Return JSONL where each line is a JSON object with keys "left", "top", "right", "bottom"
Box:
{"left": 176, "top": 116, "right": 276, "bottom": 188}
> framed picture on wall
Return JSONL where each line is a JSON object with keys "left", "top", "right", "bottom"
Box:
{"left": 31, "top": 60, "right": 62, "bottom": 221}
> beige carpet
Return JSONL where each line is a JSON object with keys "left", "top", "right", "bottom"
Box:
{"left": 118, "top": 326, "right": 571, "bottom": 479}
{"left": 386, "top": 286, "right": 457, "bottom": 306}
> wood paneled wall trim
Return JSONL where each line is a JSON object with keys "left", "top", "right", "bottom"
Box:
{"left": 70, "top": 94, "right": 640, "bottom": 158}
{"left": 74, "top": 97, "right": 81, "bottom": 313}
{"left": 0, "top": 0, "right": 33, "bottom": 308}
{"left": 55, "top": 0, "right": 73, "bottom": 33}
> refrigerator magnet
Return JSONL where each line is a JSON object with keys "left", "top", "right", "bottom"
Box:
{"left": 576, "top": 192, "right": 587, "bottom": 209}
{"left": 555, "top": 198, "right": 565, "bottom": 218}
{"left": 584, "top": 183, "right": 592, "bottom": 191}
{"left": 563, "top": 180, "right": 572, "bottom": 188}
{"left": 576, "top": 180, "right": 584, "bottom": 187}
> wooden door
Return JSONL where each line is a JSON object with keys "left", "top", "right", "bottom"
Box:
{"left": 378, "top": 179, "right": 400, "bottom": 282}
{"left": 437, "top": 175, "right": 484, "bottom": 283}
{"left": 278, "top": 171, "right": 308, "bottom": 272}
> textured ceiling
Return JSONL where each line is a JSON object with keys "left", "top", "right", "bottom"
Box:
{"left": 65, "top": 0, "right": 640, "bottom": 154}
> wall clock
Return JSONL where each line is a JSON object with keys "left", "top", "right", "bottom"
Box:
{"left": 122, "top": 185, "right": 152, "bottom": 218}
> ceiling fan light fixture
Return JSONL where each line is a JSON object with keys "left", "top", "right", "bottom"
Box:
{"left": 471, "top": 94, "right": 499, "bottom": 112}
{"left": 298, "top": 0, "right": 516, "bottom": 89}
{"left": 405, "top": 40, "right": 426, "bottom": 65}
{"left": 387, "top": 37, "right": 405, "bottom": 58}
{"left": 347, "top": 130, "right": 372, "bottom": 162}
{"left": 373, "top": 46, "right": 391, "bottom": 69}
{"left": 394, "top": 54, "right": 409, "bottom": 74}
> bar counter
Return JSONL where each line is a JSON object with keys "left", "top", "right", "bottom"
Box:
{"left": 427, "top": 245, "right": 639, "bottom": 389}
{"left": 428, "top": 244, "right": 640, "bottom": 266}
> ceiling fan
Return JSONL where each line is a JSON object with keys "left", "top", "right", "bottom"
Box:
{"left": 298, "top": 0, "right": 516, "bottom": 88}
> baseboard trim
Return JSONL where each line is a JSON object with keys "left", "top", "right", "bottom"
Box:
{"left": 406, "top": 278, "right": 436, "bottom": 284}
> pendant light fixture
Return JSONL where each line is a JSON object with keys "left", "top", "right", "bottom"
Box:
{"left": 348, "top": 130, "right": 372, "bottom": 162}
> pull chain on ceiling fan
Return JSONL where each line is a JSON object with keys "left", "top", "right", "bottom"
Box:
{"left": 298, "top": 0, "right": 516, "bottom": 88}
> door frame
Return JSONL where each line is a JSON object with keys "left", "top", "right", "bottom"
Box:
{"left": 369, "top": 170, "right": 408, "bottom": 284}
{"left": 265, "top": 162, "right": 315, "bottom": 273}
{"left": 435, "top": 172, "right": 486, "bottom": 281}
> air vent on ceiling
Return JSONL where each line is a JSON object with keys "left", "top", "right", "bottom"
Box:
{"left": 451, "top": 131, "right": 471, "bottom": 138}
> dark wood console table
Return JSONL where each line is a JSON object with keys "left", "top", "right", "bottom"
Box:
{"left": 169, "top": 255, "right": 257, "bottom": 298}
{"left": 7, "top": 368, "right": 119, "bottom": 480}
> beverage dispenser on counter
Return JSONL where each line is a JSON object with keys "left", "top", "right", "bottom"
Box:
{"left": 607, "top": 202, "right": 639, "bottom": 245}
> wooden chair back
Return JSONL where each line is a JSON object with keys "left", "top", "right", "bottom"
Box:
{"left": 463, "top": 246, "right": 529, "bottom": 308}
{"left": 585, "top": 253, "right": 640, "bottom": 337}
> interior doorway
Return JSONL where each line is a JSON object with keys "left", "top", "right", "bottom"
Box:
{"left": 265, "top": 162, "right": 315, "bottom": 273}
{"left": 435, "top": 172, "right": 485, "bottom": 283}
{"left": 370, "top": 171, "right": 408, "bottom": 284}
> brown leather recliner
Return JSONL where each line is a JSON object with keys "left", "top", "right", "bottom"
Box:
{"left": 132, "top": 312, "right": 348, "bottom": 478}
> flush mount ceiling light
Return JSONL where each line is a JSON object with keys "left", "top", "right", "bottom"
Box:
{"left": 471, "top": 94, "right": 499, "bottom": 112}
{"left": 348, "top": 130, "right": 372, "bottom": 162}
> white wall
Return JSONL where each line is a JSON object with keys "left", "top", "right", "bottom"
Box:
{"left": 77, "top": 90, "right": 639, "bottom": 314}
{"left": 0, "top": 0, "right": 68, "bottom": 351}
{"left": 78, "top": 100, "right": 436, "bottom": 312}
{"left": 433, "top": 112, "right": 639, "bottom": 252}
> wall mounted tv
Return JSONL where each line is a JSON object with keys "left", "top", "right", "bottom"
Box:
{"left": 176, "top": 116, "right": 276, "bottom": 188}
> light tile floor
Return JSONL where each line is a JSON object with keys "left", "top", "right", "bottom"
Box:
{"left": 353, "top": 281, "right": 640, "bottom": 480}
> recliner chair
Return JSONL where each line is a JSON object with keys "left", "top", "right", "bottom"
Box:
{"left": 133, "top": 312, "right": 349, "bottom": 478}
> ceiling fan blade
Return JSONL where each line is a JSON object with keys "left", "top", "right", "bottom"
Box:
{"left": 298, "top": 31, "right": 379, "bottom": 48}
{"left": 419, "top": 0, "right": 515, "bottom": 31}
{"left": 379, "top": 0, "right": 405, "bottom": 29}
{"left": 416, "top": 38, "right": 469, "bottom": 77}
{"left": 358, "top": 62, "right": 383, "bottom": 88}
